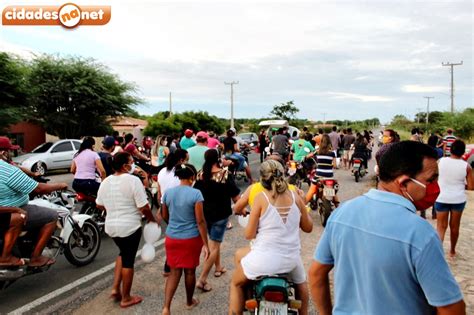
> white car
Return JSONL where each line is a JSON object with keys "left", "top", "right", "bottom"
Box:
{"left": 13, "top": 139, "right": 81, "bottom": 175}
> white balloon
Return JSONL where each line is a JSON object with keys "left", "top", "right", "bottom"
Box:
{"left": 143, "top": 222, "right": 161, "bottom": 244}
{"left": 238, "top": 215, "right": 249, "bottom": 228}
{"left": 141, "top": 243, "right": 155, "bottom": 263}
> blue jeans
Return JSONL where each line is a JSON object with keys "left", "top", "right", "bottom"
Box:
{"left": 226, "top": 153, "right": 246, "bottom": 171}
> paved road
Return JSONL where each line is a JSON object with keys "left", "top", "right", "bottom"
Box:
{"left": 3, "top": 148, "right": 378, "bottom": 314}
{"left": 0, "top": 154, "right": 261, "bottom": 314}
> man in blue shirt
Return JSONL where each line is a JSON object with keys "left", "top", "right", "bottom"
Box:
{"left": 0, "top": 160, "right": 68, "bottom": 267}
{"left": 309, "top": 141, "right": 465, "bottom": 315}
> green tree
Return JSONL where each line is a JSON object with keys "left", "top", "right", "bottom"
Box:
{"left": 143, "top": 111, "right": 225, "bottom": 137}
{"left": 0, "top": 53, "right": 29, "bottom": 132}
{"left": 270, "top": 101, "right": 299, "bottom": 122}
{"left": 28, "top": 55, "right": 141, "bottom": 139}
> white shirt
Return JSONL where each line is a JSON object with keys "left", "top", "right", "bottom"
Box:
{"left": 96, "top": 174, "right": 148, "bottom": 238}
{"left": 436, "top": 157, "right": 468, "bottom": 204}
{"left": 158, "top": 167, "right": 180, "bottom": 203}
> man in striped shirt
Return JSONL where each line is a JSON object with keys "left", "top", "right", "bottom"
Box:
{"left": 443, "top": 129, "right": 457, "bottom": 157}
{"left": 0, "top": 159, "right": 68, "bottom": 267}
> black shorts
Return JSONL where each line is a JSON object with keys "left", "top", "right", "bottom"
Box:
{"left": 112, "top": 228, "right": 142, "bottom": 269}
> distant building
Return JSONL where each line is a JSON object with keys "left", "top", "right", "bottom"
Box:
{"left": 109, "top": 116, "right": 148, "bottom": 142}
{"left": 8, "top": 121, "right": 46, "bottom": 152}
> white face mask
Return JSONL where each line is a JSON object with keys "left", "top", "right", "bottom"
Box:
{"left": 128, "top": 163, "right": 136, "bottom": 174}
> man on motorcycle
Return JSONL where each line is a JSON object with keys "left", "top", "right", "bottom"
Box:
{"left": 0, "top": 137, "right": 40, "bottom": 177}
{"left": 0, "top": 206, "right": 26, "bottom": 266}
{"left": 0, "top": 159, "right": 68, "bottom": 267}
{"left": 223, "top": 128, "right": 254, "bottom": 183}
{"left": 272, "top": 128, "right": 290, "bottom": 161}
{"left": 291, "top": 133, "right": 315, "bottom": 162}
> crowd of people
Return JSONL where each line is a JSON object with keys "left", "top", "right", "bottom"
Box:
{"left": 0, "top": 123, "right": 472, "bottom": 314}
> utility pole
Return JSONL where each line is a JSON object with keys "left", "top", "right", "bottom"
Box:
{"left": 224, "top": 81, "right": 239, "bottom": 129}
{"left": 415, "top": 107, "right": 423, "bottom": 124}
{"left": 322, "top": 113, "right": 327, "bottom": 125}
{"left": 442, "top": 61, "right": 463, "bottom": 113}
{"left": 424, "top": 96, "right": 434, "bottom": 130}
{"left": 169, "top": 92, "right": 172, "bottom": 117}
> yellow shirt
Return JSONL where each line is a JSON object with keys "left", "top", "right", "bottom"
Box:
{"left": 248, "top": 182, "right": 296, "bottom": 206}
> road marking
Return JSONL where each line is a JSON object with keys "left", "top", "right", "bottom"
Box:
{"left": 9, "top": 238, "right": 165, "bottom": 315}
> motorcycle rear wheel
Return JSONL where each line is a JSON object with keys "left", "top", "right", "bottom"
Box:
{"left": 64, "top": 220, "right": 101, "bottom": 266}
{"left": 321, "top": 199, "right": 332, "bottom": 227}
{"left": 355, "top": 171, "right": 360, "bottom": 182}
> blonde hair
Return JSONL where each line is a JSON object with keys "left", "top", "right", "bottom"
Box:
{"left": 260, "top": 160, "right": 288, "bottom": 198}
{"left": 152, "top": 135, "right": 166, "bottom": 156}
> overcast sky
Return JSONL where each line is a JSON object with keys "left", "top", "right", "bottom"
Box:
{"left": 1, "top": 0, "right": 472, "bottom": 123}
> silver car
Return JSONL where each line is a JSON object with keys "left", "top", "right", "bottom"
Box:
{"left": 13, "top": 139, "right": 82, "bottom": 175}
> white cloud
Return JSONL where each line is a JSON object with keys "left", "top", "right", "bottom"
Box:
{"left": 402, "top": 85, "right": 449, "bottom": 93}
{"left": 326, "top": 92, "right": 395, "bottom": 102}
{"left": 0, "top": 0, "right": 471, "bottom": 122}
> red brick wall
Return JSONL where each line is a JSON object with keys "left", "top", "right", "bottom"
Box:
{"left": 9, "top": 122, "right": 46, "bottom": 152}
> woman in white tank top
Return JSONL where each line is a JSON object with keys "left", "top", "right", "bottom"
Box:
{"left": 435, "top": 140, "right": 474, "bottom": 257}
{"left": 228, "top": 160, "right": 313, "bottom": 315}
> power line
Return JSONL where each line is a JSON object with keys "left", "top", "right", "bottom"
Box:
{"left": 224, "top": 81, "right": 239, "bottom": 129}
{"left": 416, "top": 107, "right": 423, "bottom": 124}
{"left": 423, "top": 96, "right": 434, "bottom": 130}
{"left": 169, "top": 92, "right": 172, "bottom": 117}
{"left": 441, "top": 61, "right": 463, "bottom": 113}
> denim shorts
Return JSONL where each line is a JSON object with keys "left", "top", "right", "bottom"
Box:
{"left": 207, "top": 218, "right": 229, "bottom": 243}
{"left": 435, "top": 201, "right": 466, "bottom": 212}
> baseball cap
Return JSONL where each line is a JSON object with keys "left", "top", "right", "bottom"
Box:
{"left": 185, "top": 129, "right": 193, "bottom": 137}
{"left": 0, "top": 137, "right": 20, "bottom": 150}
{"left": 102, "top": 136, "right": 116, "bottom": 148}
{"left": 229, "top": 127, "right": 236, "bottom": 133}
{"left": 196, "top": 131, "right": 209, "bottom": 139}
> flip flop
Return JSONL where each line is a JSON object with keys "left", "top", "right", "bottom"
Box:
{"left": 120, "top": 296, "right": 143, "bottom": 308}
{"left": 185, "top": 298, "right": 200, "bottom": 310}
{"left": 196, "top": 282, "right": 212, "bottom": 292}
{"left": 28, "top": 257, "right": 55, "bottom": 267}
{"left": 214, "top": 267, "right": 227, "bottom": 277}
{"left": 0, "top": 257, "right": 25, "bottom": 267}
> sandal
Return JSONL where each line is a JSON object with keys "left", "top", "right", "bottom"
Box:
{"left": 214, "top": 267, "right": 227, "bottom": 277}
{"left": 185, "top": 298, "right": 200, "bottom": 310}
{"left": 196, "top": 282, "right": 212, "bottom": 292}
{"left": 120, "top": 296, "right": 143, "bottom": 308}
{"left": 29, "top": 256, "right": 55, "bottom": 267}
{"left": 0, "top": 257, "right": 25, "bottom": 267}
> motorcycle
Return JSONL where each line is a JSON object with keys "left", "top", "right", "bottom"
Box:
{"left": 352, "top": 157, "right": 367, "bottom": 182}
{"left": 287, "top": 156, "right": 316, "bottom": 189}
{"left": 226, "top": 144, "right": 253, "bottom": 183}
{"left": 244, "top": 275, "right": 302, "bottom": 314}
{"left": 308, "top": 176, "right": 339, "bottom": 227}
{"left": 0, "top": 194, "right": 101, "bottom": 289}
{"left": 75, "top": 192, "right": 106, "bottom": 233}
